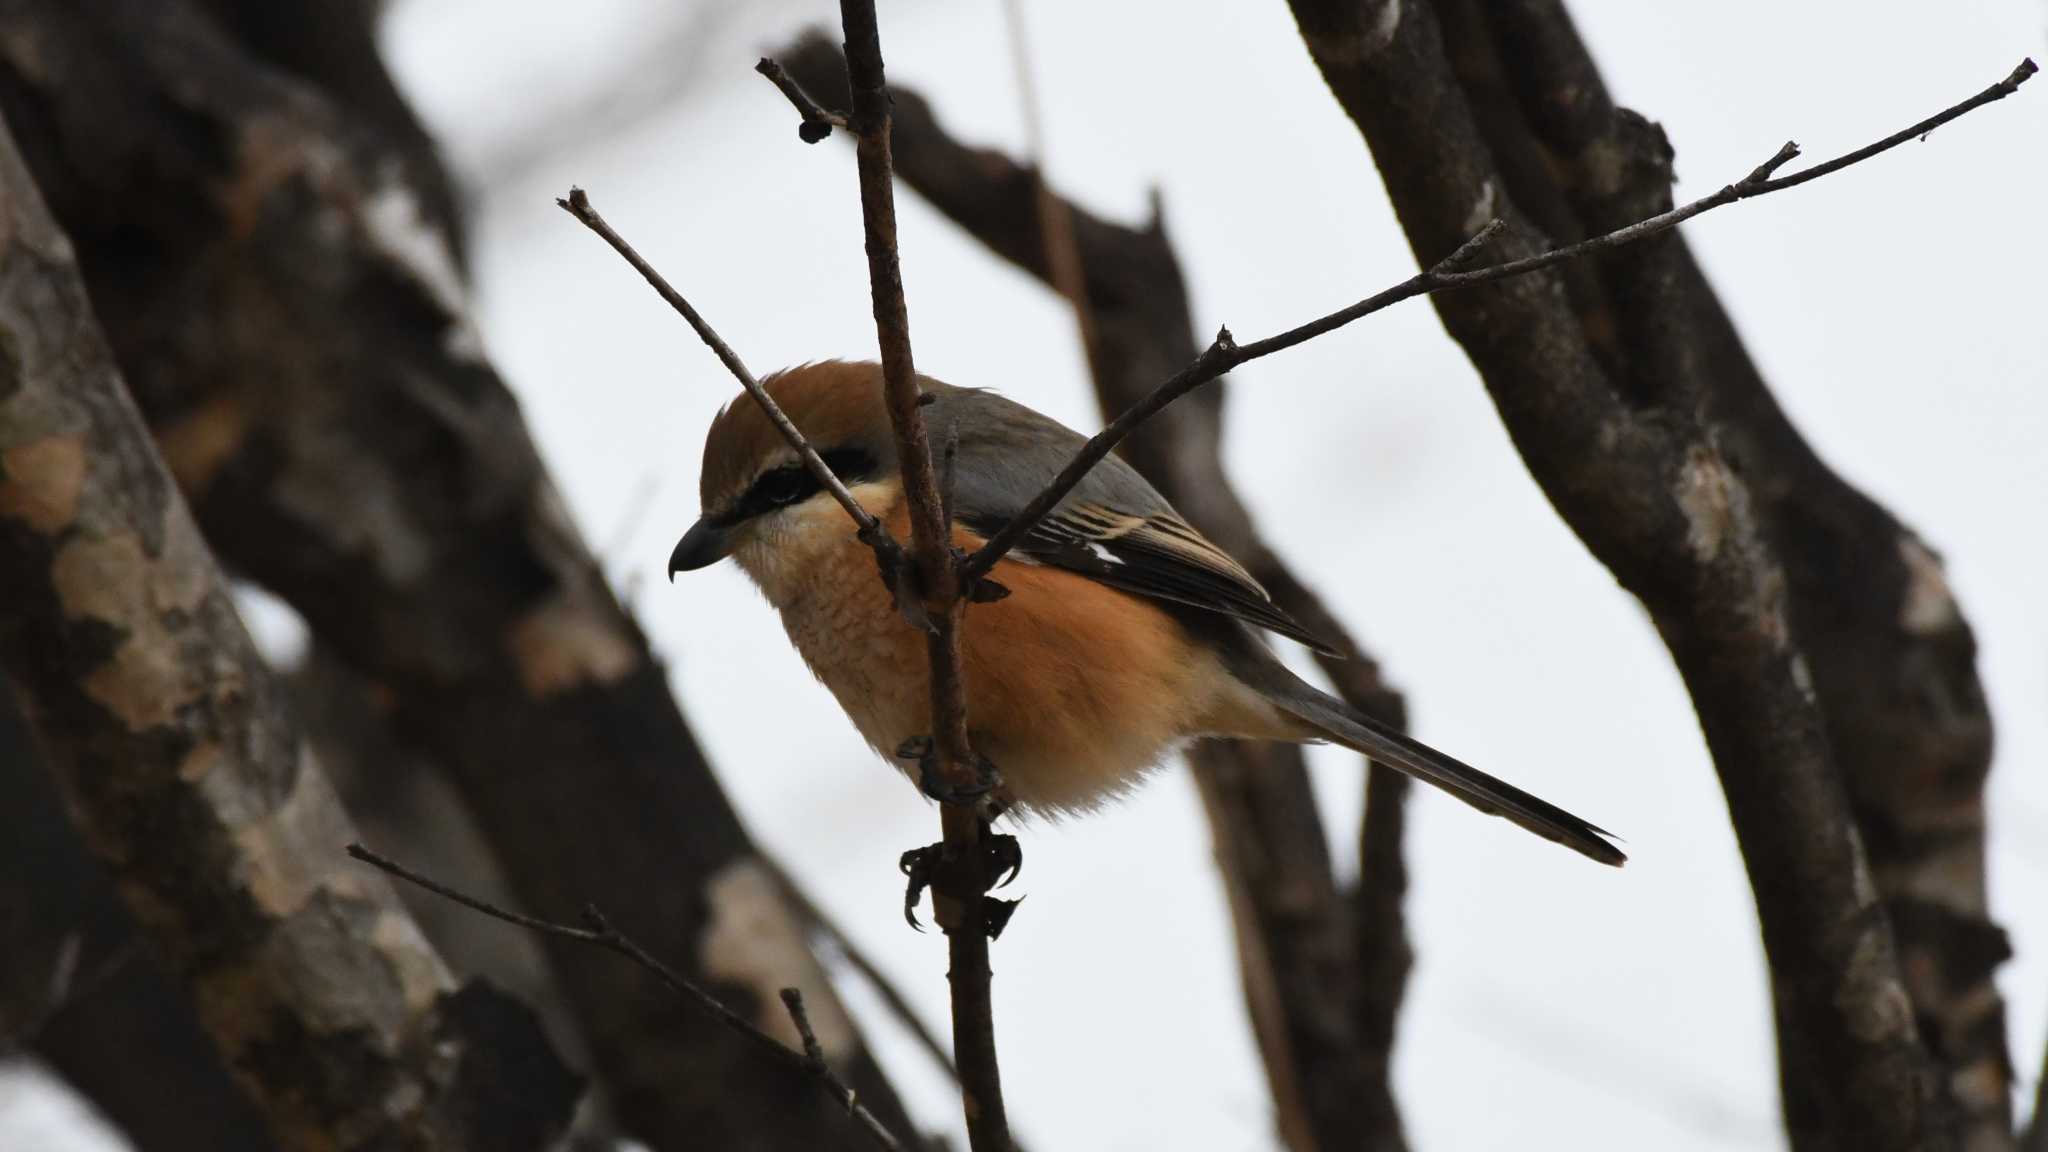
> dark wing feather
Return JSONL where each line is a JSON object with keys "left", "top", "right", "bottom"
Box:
{"left": 934, "top": 385, "right": 1341, "bottom": 654}
{"left": 959, "top": 499, "right": 1342, "bottom": 656}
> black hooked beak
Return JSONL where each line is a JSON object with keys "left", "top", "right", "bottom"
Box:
{"left": 668, "top": 517, "right": 731, "bottom": 579}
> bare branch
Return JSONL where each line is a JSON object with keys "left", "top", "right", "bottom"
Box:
{"left": 558, "top": 187, "right": 885, "bottom": 541}
{"left": 766, "top": 857, "right": 961, "bottom": 1083}
{"left": 960, "top": 57, "right": 2035, "bottom": 582}
{"left": 349, "top": 844, "right": 905, "bottom": 1152}
{"left": 756, "top": 56, "right": 847, "bottom": 143}
{"left": 834, "top": 2, "right": 1013, "bottom": 1149}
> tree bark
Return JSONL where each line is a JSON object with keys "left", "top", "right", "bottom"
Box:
{"left": 1429, "top": 6, "right": 2008, "bottom": 1144}
{"left": 0, "top": 2, "right": 919, "bottom": 1147}
{"left": 0, "top": 117, "right": 578, "bottom": 1151}
{"left": 1285, "top": 1, "right": 1955, "bottom": 1148}
{"left": 2, "top": 681, "right": 280, "bottom": 1152}
{"left": 783, "top": 37, "right": 1415, "bottom": 1151}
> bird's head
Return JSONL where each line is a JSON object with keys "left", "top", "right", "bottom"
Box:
{"left": 671, "top": 360, "right": 902, "bottom": 590}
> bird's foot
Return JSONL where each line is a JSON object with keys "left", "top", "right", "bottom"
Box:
{"left": 898, "top": 825, "right": 1024, "bottom": 938}
{"left": 895, "top": 737, "right": 1001, "bottom": 807}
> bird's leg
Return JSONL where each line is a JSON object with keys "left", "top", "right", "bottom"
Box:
{"left": 894, "top": 736, "right": 1000, "bottom": 806}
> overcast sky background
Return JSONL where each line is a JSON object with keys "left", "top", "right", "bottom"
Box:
{"left": 7, "top": 2, "right": 2045, "bottom": 1150}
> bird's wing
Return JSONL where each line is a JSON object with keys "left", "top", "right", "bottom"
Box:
{"left": 937, "top": 387, "right": 1341, "bottom": 656}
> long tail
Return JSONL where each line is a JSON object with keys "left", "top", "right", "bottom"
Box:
{"left": 1258, "top": 669, "right": 1626, "bottom": 866}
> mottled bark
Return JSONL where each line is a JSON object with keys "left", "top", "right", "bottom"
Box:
{"left": 1286, "top": 1, "right": 1956, "bottom": 1148}
{"left": 783, "top": 36, "right": 1413, "bottom": 1151}
{"left": 2, "top": 682, "right": 279, "bottom": 1152}
{"left": 1431, "top": 6, "right": 2007, "bottom": 1145}
{"left": 194, "top": 0, "right": 465, "bottom": 268}
{"left": 0, "top": 118, "right": 577, "bottom": 1150}
{"left": 0, "top": 2, "right": 918, "bottom": 1148}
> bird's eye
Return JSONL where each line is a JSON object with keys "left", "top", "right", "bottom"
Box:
{"left": 755, "top": 467, "right": 815, "bottom": 507}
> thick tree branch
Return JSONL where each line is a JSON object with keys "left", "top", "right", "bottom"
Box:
{"left": 776, "top": 35, "right": 1417, "bottom": 1149}
{"left": 1427, "top": 9, "right": 2014, "bottom": 1144}
{"left": 1284, "top": 2, "right": 2031, "bottom": 1148}
{"left": 0, "top": 2, "right": 921, "bottom": 1146}
{"left": 1, "top": 683, "right": 277, "bottom": 1152}
{"left": 0, "top": 118, "right": 578, "bottom": 1149}
{"left": 349, "top": 843, "right": 904, "bottom": 1152}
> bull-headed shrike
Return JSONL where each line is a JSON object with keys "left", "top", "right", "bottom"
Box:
{"left": 671, "top": 360, "right": 1622, "bottom": 866}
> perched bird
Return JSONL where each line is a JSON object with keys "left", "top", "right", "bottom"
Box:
{"left": 671, "top": 360, "right": 1623, "bottom": 865}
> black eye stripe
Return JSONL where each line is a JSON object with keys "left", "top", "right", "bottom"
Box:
{"left": 725, "top": 448, "right": 880, "bottom": 524}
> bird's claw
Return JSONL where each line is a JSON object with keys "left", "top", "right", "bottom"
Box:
{"left": 983, "top": 895, "right": 1023, "bottom": 941}
{"left": 986, "top": 833, "right": 1022, "bottom": 889}
{"left": 899, "top": 845, "right": 936, "bottom": 932}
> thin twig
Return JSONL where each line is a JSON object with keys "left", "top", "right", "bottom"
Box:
{"left": 766, "top": 856, "right": 961, "bottom": 1081}
{"left": 347, "top": 843, "right": 904, "bottom": 1152}
{"left": 781, "top": 988, "right": 831, "bottom": 1066}
{"left": 557, "top": 187, "right": 886, "bottom": 543}
{"left": 756, "top": 57, "right": 848, "bottom": 143}
{"left": 960, "top": 57, "right": 2036, "bottom": 581}
{"left": 834, "top": 2, "right": 1013, "bottom": 1150}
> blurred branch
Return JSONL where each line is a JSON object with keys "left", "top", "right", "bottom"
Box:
{"left": 0, "top": 1, "right": 921, "bottom": 1146}
{"left": 459, "top": 1, "right": 770, "bottom": 188}
{"left": 0, "top": 117, "right": 578, "bottom": 1149}
{"left": 348, "top": 843, "right": 905, "bottom": 1152}
{"left": 765, "top": 857, "right": 962, "bottom": 1084}
{"left": 2027, "top": 1065, "right": 2048, "bottom": 1152}
{"left": 1429, "top": 4, "right": 2015, "bottom": 1144}
{"left": 0, "top": 682, "right": 278, "bottom": 1152}
{"left": 194, "top": 0, "right": 467, "bottom": 268}
{"left": 289, "top": 644, "right": 625, "bottom": 1148}
{"left": 778, "top": 32, "right": 1416, "bottom": 1150}
{"left": 1284, "top": 0, "right": 2032, "bottom": 1147}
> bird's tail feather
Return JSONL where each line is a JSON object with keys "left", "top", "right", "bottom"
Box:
{"left": 1265, "top": 679, "right": 1626, "bottom": 867}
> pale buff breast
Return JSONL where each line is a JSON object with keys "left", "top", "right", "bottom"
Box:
{"left": 731, "top": 487, "right": 1236, "bottom": 815}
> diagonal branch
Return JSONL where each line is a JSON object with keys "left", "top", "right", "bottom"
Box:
{"left": 1429, "top": 3, "right": 2017, "bottom": 1143}
{"left": 755, "top": 57, "right": 847, "bottom": 143}
{"left": 559, "top": 188, "right": 884, "bottom": 541}
{"left": 1284, "top": 1, "right": 2034, "bottom": 1146}
{"left": 956, "top": 57, "right": 2034, "bottom": 583}
{"left": 0, "top": 117, "right": 579, "bottom": 1149}
{"left": 348, "top": 843, "right": 904, "bottom": 1152}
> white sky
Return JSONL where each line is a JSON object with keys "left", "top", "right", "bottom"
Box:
{"left": 11, "top": 3, "right": 2044, "bottom": 1151}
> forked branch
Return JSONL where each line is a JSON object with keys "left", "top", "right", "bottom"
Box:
{"left": 957, "top": 57, "right": 2035, "bottom": 582}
